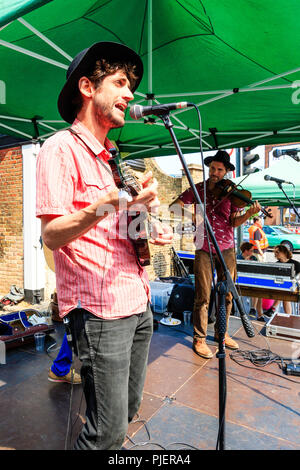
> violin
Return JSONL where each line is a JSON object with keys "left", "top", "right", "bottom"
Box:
{"left": 212, "top": 179, "right": 272, "bottom": 218}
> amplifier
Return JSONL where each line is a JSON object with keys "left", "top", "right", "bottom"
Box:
{"left": 237, "top": 260, "right": 295, "bottom": 277}
{"left": 236, "top": 260, "right": 298, "bottom": 292}
{"left": 266, "top": 313, "right": 300, "bottom": 343}
{"left": 167, "top": 283, "right": 195, "bottom": 315}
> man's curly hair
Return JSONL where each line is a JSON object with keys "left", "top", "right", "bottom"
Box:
{"left": 72, "top": 58, "right": 138, "bottom": 115}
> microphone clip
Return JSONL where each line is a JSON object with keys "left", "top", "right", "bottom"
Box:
{"left": 144, "top": 117, "right": 156, "bottom": 125}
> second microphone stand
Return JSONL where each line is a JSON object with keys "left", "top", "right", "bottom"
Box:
{"left": 276, "top": 182, "right": 300, "bottom": 222}
{"left": 160, "top": 112, "right": 255, "bottom": 450}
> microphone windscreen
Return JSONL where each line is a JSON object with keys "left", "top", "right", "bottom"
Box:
{"left": 273, "top": 149, "right": 282, "bottom": 158}
{"left": 240, "top": 311, "right": 255, "bottom": 338}
{"left": 234, "top": 296, "right": 255, "bottom": 338}
{"left": 129, "top": 105, "right": 142, "bottom": 120}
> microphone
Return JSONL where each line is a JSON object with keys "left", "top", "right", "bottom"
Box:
{"left": 264, "top": 175, "right": 293, "bottom": 185}
{"left": 129, "top": 102, "right": 192, "bottom": 120}
{"left": 273, "top": 148, "right": 300, "bottom": 159}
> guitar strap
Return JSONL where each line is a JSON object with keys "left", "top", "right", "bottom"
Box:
{"left": 68, "top": 128, "right": 113, "bottom": 177}
{"left": 67, "top": 128, "right": 150, "bottom": 267}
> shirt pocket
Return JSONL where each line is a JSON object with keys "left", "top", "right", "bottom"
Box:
{"left": 74, "top": 173, "right": 115, "bottom": 209}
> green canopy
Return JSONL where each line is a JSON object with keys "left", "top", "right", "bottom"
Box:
{"left": 233, "top": 158, "right": 300, "bottom": 206}
{"left": 1, "top": 0, "right": 300, "bottom": 159}
{"left": 0, "top": 0, "right": 51, "bottom": 27}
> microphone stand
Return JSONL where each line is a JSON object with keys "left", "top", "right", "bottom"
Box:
{"left": 160, "top": 112, "right": 255, "bottom": 450}
{"left": 276, "top": 182, "right": 300, "bottom": 223}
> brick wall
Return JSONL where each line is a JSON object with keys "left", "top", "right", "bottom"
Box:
{"left": 143, "top": 159, "right": 203, "bottom": 279}
{"left": 0, "top": 146, "right": 23, "bottom": 294}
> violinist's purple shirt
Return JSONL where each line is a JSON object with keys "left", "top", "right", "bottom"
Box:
{"left": 179, "top": 180, "right": 240, "bottom": 252}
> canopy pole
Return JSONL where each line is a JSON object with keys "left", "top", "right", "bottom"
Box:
{"left": 0, "top": 121, "right": 32, "bottom": 138}
{"left": 0, "top": 39, "right": 68, "bottom": 69}
{"left": 156, "top": 83, "right": 295, "bottom": 100}
{"left": 0, "top": 114, "right": 31, "bottom": 122}
{"left": 17, "top": 18, "right": 73, "bottom": 61}
{"left": 31, "top": 117, "right": 39, "bottom": 140}
{"left": 147, "top": 0, "right": 153, "bottom": 104}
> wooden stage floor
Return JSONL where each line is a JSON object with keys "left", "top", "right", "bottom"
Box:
{"left": 0, "top": 314, "right": 299, "bottom": 451}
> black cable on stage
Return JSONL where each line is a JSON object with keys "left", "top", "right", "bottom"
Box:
{"left": 229, "top": 348, "right": 300, "bottom": 384}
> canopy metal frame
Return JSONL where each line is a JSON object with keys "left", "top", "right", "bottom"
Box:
{"left": 1, "top": 1, "right": 300, "bottom": 157}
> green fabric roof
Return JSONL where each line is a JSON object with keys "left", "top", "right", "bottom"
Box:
{"left": 233, "top": 158, "right": 300, "bottom": 206}
{"left": 0, "top": 0, "right": 51, "bottom": 28}
{"left": 1, "top": 0, "right": 300, "bottom": 159}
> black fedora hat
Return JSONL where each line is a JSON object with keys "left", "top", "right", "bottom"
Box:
{"left": 57, "top": 41, "right": 143, "bottom": 124}
{"left": 204, "top": 150, "right": 235, "bottom": 171}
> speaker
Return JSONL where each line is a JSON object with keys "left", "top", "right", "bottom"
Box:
{"left": 167, "top": 283, "right": 195, "bottom": 315}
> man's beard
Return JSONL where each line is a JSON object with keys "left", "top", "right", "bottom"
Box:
{"left": 209, "top": 175, "right": 222, "bottom": 183}
{"left": 95, "top": 102, "right": 125, "bottom": 130}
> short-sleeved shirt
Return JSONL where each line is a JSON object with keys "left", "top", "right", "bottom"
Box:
{"left": 36, "top": 119, "right": 150, "bottom": 319}
{"left": 179, "top": 181, "right": 239, "bottom": 253}
{"left": 277, "top": 259, "right": 300, "bottom": 275}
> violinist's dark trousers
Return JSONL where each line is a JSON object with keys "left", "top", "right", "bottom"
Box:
{"left": 193, "top": 248, "right": 236, "bottom": 338}
{"left": 67, "top": 305, "right": 153, "bottom": 450}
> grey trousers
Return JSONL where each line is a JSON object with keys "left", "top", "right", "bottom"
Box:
{"left": 68, "top": 305, "right": 153, "bottom": 450}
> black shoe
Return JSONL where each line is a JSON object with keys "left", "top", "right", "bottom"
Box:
{"left": 249, "top": 308, "right": 257, "bottom": 317}
{"left": 264, "top": 308, "right": 275, "bottom": 318}
{"left": 256, "top": 316, "right": 266, "bottom": 322}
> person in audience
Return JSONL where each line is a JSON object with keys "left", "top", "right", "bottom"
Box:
{"left": 265, "top": 245, "right": 300, "bottom": 316}
{"left": 237, "top": 242, "right": 265, "bottom": 322}
{"left": 48, "top": 333, "right": 81, "bottom": 384}
{"left": 237, "top": 242, "right": 257, "bottom": 261}
{"left": 248, "top": 216, "right": 269, "bottom": 262}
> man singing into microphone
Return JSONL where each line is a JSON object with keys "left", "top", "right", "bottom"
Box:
{"left": 177, "top": 151, "right": 260, "bottom": 359}
{"left": 36, "top": 42, "right": 172, "bottom": 450}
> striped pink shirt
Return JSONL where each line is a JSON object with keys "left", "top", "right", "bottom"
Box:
{"left": 36, "top": 119, "right": 150, "bottom": 319}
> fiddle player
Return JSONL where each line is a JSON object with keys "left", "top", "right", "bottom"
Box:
{"left": 177, "top": 150, "right": 261, "bottom": 359}
{"left": 36, "top": 42, "right": 173, "bottom": 449}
